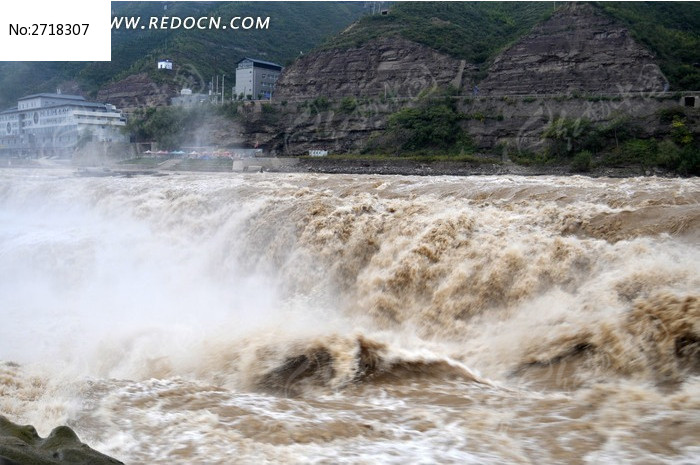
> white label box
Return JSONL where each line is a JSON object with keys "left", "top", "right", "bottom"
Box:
{"left": 0, "top": 0, "right": 110, "bottom": 61}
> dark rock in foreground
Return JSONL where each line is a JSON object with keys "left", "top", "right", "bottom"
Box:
{"left": 0, "top": 416, "right": 122, "bottom": 465}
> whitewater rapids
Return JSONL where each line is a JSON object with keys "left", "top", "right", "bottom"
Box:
{"left": 0, "top": 168, "right": 698, "bottom": 464}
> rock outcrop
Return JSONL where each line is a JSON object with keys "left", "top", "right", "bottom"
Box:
{"left": 97, "top": 73, "right": 177, "bottom": 111}
{"left": 274, "top": 37, "right": 476, "bottom": 100}
{"left": 478, "top": 3, "right": 667, "bottom": 95}
{"left": 0, "top": 415, "right": 123, "bottom": 465}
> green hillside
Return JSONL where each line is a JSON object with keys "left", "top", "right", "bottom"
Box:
{"left": 0, "top": 1, "right": 366, "bottom": 108}
{"left": 324, "top": 1, "right": 700, "bottom": 90}
{"left": 99, "top": 1, "right": 367, "bottom": 88}
{"left": 324, "top": 2, "right": 553, "bottom": 65}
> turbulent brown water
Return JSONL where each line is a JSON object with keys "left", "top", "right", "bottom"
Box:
{"left": 1, "top": 168, "right": 698, "bottom": 464}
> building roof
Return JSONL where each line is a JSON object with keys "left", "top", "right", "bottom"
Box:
{"left": 236, "top": 57, "right": 283, "bottom": 71}
{"left": 53, "top": 101, "right": 112, "bottom": 109}
{"left": 1, "top": 101, "right": 115, "bottom": 115}
{"left": 18, "top": 93, "right": 86, "bottom": 101}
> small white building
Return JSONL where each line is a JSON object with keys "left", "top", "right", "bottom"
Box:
{"left": 309, "top": 149, "right": 328, "bottom": 157}
{"left": 157, "top": 59, "right": 173, "bottom": 70}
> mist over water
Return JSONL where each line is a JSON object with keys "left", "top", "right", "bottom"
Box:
{"left": 1, "top": 168, "right": 698, "bottom": 464}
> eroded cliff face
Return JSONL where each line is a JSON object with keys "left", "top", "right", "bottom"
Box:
{"left": 230, "top": 94, "right": 683, "bottom": 156}
{"left": 479, "top": 3, "right": 667, "bottom": 95}
{"left": 97, "top": 73, "right": 176, "bottom": 111}
{"left": 275, "top": 3, "right": 667, "bottom": 102}
{"left": 274, "top": 37, "right": 475, "bottom": 100}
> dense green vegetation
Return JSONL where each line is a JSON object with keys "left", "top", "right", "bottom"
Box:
{"left": 0, "top": 1, "right": 365, "bottom": 108}
{"left": 365, "top": 89, "right": 475, "bottom": 157}
{"left": 512, "top": 109, "right": 699, "bottom": 175}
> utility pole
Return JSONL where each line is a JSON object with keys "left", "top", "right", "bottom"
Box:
{"left": 222, "top": 75, "right": 225, "bottom": 104}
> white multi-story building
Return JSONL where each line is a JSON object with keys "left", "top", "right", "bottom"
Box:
{"left": 0, "top": 93, "right": 127, "bottom": 157}
{"left": 235, "top": 58, "right": 283, "bottom": 100}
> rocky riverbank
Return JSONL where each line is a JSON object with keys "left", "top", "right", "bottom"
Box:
{"left": 285, "top": 157, "right": 678, "bottom": 178}
{"left": 0, "top": 156, "right": 685, "bottom": 178}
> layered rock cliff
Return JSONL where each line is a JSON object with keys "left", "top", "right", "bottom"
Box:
{"left": 97, "top": 73, "right": 177, "bottom": 111}
{"left": 231, "top": 93, "right": 684, "bottom": 156}
{"left": 274, "top": 37, "right": 475, "bottom": 100}
{"left": 478, "top": 3, "right": 668, "bottom": 95}
{"left": 276, "top": 3, "right": 667, "bottom": 100}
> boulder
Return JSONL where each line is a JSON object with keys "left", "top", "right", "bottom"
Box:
{"left": 0, "top": 416, "right": 123, "bottom": 465}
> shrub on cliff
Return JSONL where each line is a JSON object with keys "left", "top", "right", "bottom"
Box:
{"left": 388, "top": 104, "right": 457, "bottom": 151}
{"left": 217, "top": 102, "right": 242, "bottom": 119}
{"left": 678, "top": 146, "right": 700, "bottom": 175}
{"left": 542, "top": 116, "right": 645, "bottom": 160}
{"left": 670, "top": 116, "right": 693, "bottom": 146}
{"left": 312, "top": 96, "right": 330, "bottom": 113}
{"left": 600, "top": 138, "right": 698, "bottom": 175}
{"left": 571, "top": 151, "right": 592, "bottom": 172}
{"left": 542, "top": 117, "right": 595, "bottom": 157}
{"left": 657, "top": 140, "right": 700, "bottom": 175}
{"left": 620, "top": 139, "right": 658, "bottom": 168}
{"left": 385, "top": 95, "right": 473, "bottom": 155}
{"left": 339, "top": 97, "right": 358, "bottom": 114}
